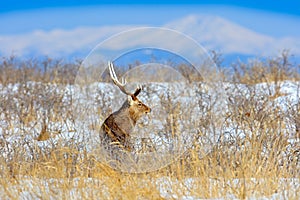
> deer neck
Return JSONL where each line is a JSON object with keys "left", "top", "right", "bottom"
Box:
{"left": 128, "top": 109, "right": 139, "bottom": 125}
{"left": 119, "top": 101, "right": 137, "bottom": 126}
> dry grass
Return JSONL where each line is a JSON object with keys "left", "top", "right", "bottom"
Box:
{"left": 0, "top": 54, "right": 299, "bottom": 199}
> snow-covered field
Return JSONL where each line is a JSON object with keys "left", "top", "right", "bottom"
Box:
{"left": 0, "top": 80, "right": 299, "bottom": 199}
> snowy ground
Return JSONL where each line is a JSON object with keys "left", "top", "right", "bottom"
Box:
{"left": 0, "top": 80, "right": 299, "bottom": 199}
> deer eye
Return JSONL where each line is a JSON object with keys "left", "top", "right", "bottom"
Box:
{"left": 138, "top": 103, "right": 142, "bottom": 106}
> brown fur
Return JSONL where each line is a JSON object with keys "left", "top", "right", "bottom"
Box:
{"left": 100, "top": 94, "right": 151, "bottom": 151}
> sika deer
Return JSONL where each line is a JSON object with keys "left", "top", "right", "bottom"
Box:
{"left": 100, "top": 62, "right": 151, "bottom": 151}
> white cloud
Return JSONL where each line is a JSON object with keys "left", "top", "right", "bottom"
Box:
{"left": 0, "top": 25, "right": 135, "bottom": 58}
{"left": 0, "top": 14, "right": 299, "bottom": 59}
{"left": 164, "top": 15, "right": 300, "bottom": 56}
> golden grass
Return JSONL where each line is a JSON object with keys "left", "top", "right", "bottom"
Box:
{"left": 0, "top": 143, "right": 298, "bottom": 199}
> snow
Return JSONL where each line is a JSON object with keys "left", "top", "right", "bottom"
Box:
{"left": 1, "top": 80, "right": 299, "bottom": 155}
{"left": 0, "top": 80, "right": 299, "bottom": 198}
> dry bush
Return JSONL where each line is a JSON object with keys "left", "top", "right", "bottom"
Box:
{"left": 231, "top": 50, "right": 300, "bottom": 84}
{"left": 0, "top": 53, "right": 299, "bottom": 199}
{"left": 0, "top": 56, "right": 79, "bottom": 85}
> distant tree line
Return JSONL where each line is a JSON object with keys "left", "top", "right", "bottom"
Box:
{"left": 0, "top": 51, "right": 299, "bottom": 85}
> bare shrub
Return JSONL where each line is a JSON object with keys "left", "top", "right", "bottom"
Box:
{"left": 0, "top": 53, "right": 299, "bottom": 199}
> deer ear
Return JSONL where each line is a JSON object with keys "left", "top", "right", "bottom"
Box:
{"left": 128, "top": 95, "right": 137, "bottom": 105}
{"left": 133, "top": 87, "right": 141, "bottom": 96}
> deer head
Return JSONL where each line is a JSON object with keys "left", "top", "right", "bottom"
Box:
{"left": 108, "top": 62, "right": 151, "bottom": 123}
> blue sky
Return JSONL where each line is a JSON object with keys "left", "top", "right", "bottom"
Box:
{"left": 0, "top": 1, "right": 300, "bottom": 62}
{"left": 1, "top": 1, "right": 300, "bottom": 16}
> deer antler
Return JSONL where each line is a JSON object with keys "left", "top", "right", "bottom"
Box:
{"left": 108, "top": 62, "right": 142, "bottom": 97}
{"left": 108, "top": 62, "right": 132, "bottom": 96}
